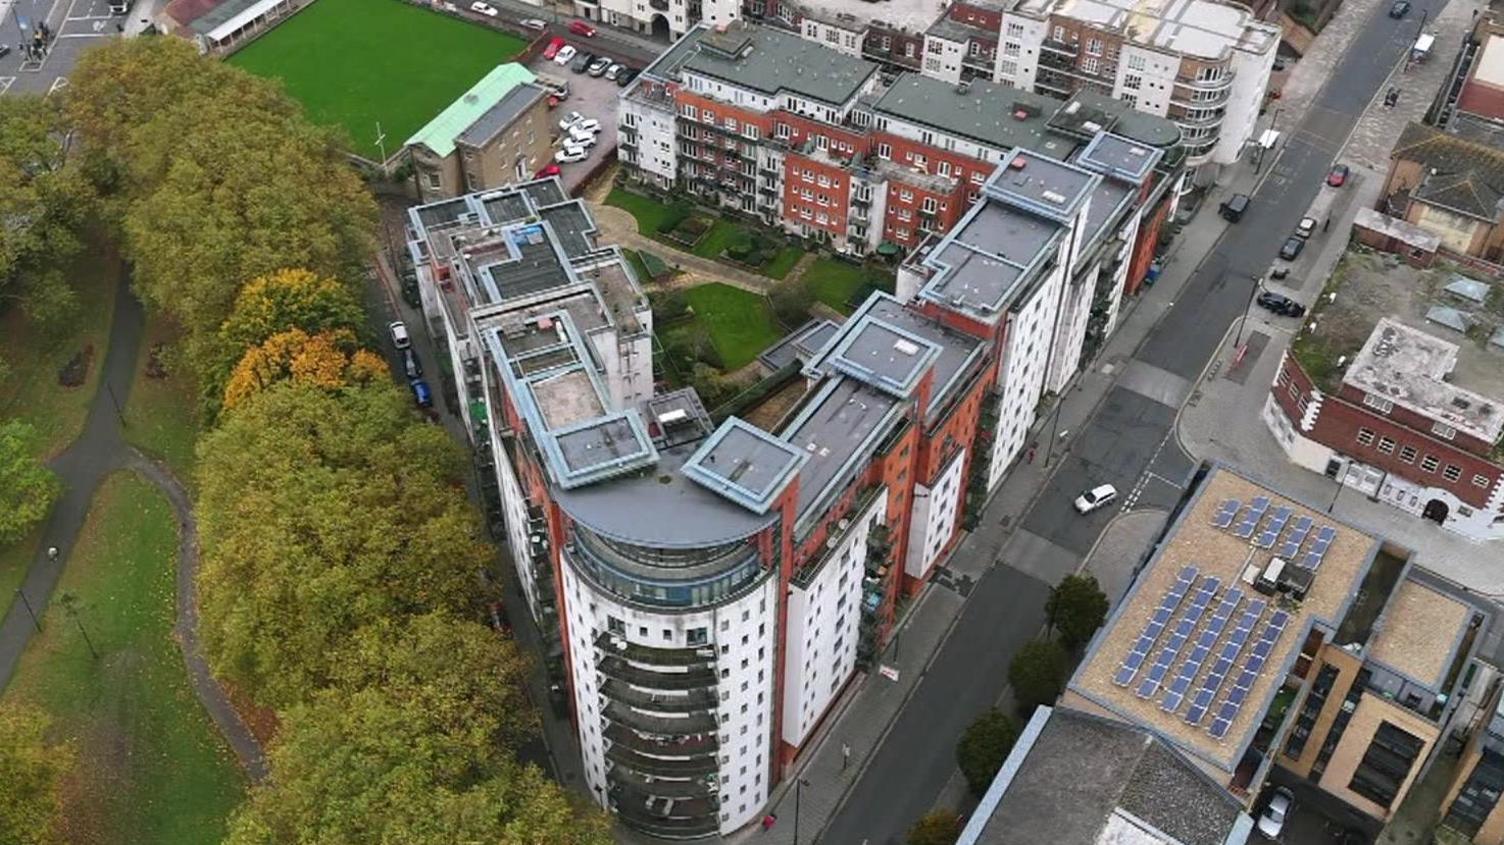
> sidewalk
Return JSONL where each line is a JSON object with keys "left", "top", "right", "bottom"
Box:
{"left": 591, "top": 203, "right": 778, "bottom": 294}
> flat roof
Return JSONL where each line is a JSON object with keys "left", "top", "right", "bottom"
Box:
{"left": 681, "top": 418, "right": 808, "bottom": 514}
{"left": 1050, "top": 90, "right": 1185, "bottom": 149}
{"left": 986, "top": 148, "right": 1101, "bottom": 221}
{"left": 1343, "top": 318, "right": 1504, "bottom": 444}
{"left": 872, "top": 75, "right": 1073, "bottom": 159}
{"left": 1366, "top": 580, "right": 1472, "bottom": 690}
{"left": 865, "top": 297, "right": 986, "bottom": 424}
{"left": 781, "top": 377, "right": 903, "bottom": 525}
{"left": 1473, "top": 31, "right": 1504, "bottom": 87}
{"left": 758, "top": 319, "right": 841, "bottom": 370}
{"left": 457, "top": 83, "right": 546, "bottom": 150}
{"left": 823, "top": 317, "right": 942, "bottom": 398}
{"left": 1077, "top": 132, "right": 1165, "bottom": 185}
{"left": 1068, "top": 466, "right": 1381, "bottom": 774}
{"left": 682, "top": 21, "right": 880, "bottom": 106}
{"left": 1015, "top": 0, "right": 1278, "bottom": 59}
{"left": 777, "top": 0, "right": 943, "bottom": 32}
{"left": 917, "top": 195, "right": 1064, "bottom": 321}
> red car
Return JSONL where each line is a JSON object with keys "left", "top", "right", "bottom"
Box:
{"left": 568, "top": 19, "right": 597, "bottom": 37}
{"left": 1327, "top": 163, "right": 1350, "bottom": 188}
{"left": 534, "top": 163, "right": 562, "bottom": 178}
{"left": 542, "top": 36, "right": 566, "bottom": 60}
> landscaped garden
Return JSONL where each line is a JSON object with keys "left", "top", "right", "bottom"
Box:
{"left": 2, "top": 472, "right": 246, "bottom": 843}
{"left": 607, "top": 189, "right": 804, "bottom": 280}
{"left": 123, "top": 316, "right": 200, "bottom": 484}
{"left": 655, "top": 283, "right": 782, "bottom": 373}
{"left": 228, "top": 0, "right": 527, "bottom": 161}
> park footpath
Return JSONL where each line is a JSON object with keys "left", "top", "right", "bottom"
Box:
{"left": 607, "top": 2, "right": 1394, "bottom": 840}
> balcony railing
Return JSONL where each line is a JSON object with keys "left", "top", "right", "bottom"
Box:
{"left": 595, "top": 632, "right": 718, "bottom": 668}
{"left": 1173, "top": 110, "right": 1226, "bottom": 130}
{"left": 1173, "top": 71, "right": 1234, "bottom": 93}
{"left": 612, "top": 794, "right": 720, "bottom": 840}
{"left": 1041, "top": 38, "right": 1077, "bottom": 55}
{"left": 598, "top": 656, "right": 718, "bottom": 692}
{"left": 607, "top": 764, "right": 717, "bottom": 801}
{"left": 604, "top": 723, "right": 718, "bottom": 757}
{"left": 604, "top": 700, "right": 718, "bottom": 735}
{"left": 606, "top": 744, "right": 719, "bottom": 777}
{"left": 600, "top": 680, "right": 717, "bottom": 712}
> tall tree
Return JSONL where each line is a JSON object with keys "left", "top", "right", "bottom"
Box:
{"left": 218, "top": 269, "right": 365, "bottom": 354}
{"left": 1008, "top": 639, "right": 1070, "bottom": 715}
{"left": 0, "top": 96, "right": 95, "bottom": 327}
{"left": 222, "top": 687, "right": 611, "bottom": 845}
{"left": 0, "top": 705, "right": 72, "bottom": 845}
{"left": 955, "top": 708, "right": 1019, "bottom": 797}
{"left": 221, "top": 329, "right": 386, "bottom": 411}
{"left": 0, "top": 419, "right": 62, "bottom": 545}
{"left": 1045, "top": 573, "right": 1111, "bottom": 650}
{"left": 196, "top": 382, "right": 488, "bottom": 709}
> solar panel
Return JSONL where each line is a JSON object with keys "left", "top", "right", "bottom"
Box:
{"left": 1267, "top": 506, "right": 1292, "bottom": 532}
{"left": 1211, "top": 499, "right": 1240, "bottom": 529}
{"left": 1210, "top": 718, "right": 1233, "bottom": 739}
{"left": 1206, "top": 609, "right": 1290, "bottom": 739}
{"left": 1115, "top": 567, "right": 1199, "bottom": 687}
{"left": 1249, "top": 496, "right": 1271, "bottom": 518}
{"left": 1163, "top": 588, "right": 1242, "bottom": 713}
{"left": 1234, "top": 518, "right": 1258, "bottom": 539}
{"left": 1301, "top": 550, "right": 1322, "bottom": 571}
{"left": 1140, "top": 576, "right": 1219, "bottom": 699}
{"left": 1316, "top": 525, "right": 1337, "bottom": 544}
{"left": 1255, "top": 530, "right": 1278, "bottom": 549}
{"left": 1186, "top": 600, "right": 1264, "bottom": 727}
{"left": 1277, "top": 540, "right": 1301, "bottom": 558}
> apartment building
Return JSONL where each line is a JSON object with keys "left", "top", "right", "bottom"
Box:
{"left": 1439, "top": 683, "right": 1504, "bottom": 843}
{"left": 985, "top": 0, "right": 1278, "bottom": 172}
{"left": 1062, "top": 464, "right": 1490, "bottom": 826}
{"left": 618, "top": 20, "right": 1184, "bottom": 256}
{"left": 920, "top": 0, "right": 1006, "bottom": 84}
{"left": 583, "top": 0, "right": 739, "bottom": 40}
{"left": 405, "top": 65, "right": 553, "bottom": 197}
{"left": 741, "top": 0, "right": 932, "bottom": 73}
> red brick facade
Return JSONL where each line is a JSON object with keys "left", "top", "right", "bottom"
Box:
{"left": 784, "top": 153, "right": 853, "bottom": 237}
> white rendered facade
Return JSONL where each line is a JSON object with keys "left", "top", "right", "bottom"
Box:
{"left": 591, "top": 0, "right": 740, "bottom": 39}
{"left": 988, "top": 259, "right": 1068, "bottom": 490}
{"left": 903, "top": 450, "right": 968, "bottom": 579}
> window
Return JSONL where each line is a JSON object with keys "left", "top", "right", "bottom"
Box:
{"left": 745, "top": 125, "right": 760, "bottom": 140}
{"left": 1083, "top": 57, "right": 1099, "bottom": 75}
{"left": 816, "top": 212, "right": 828, "bottom": 225}
{"left": 971, "top": 170, "right": 986, "bottom": 185}
{"left": 928, "top": 38, "right": 943, "bottom": 54}
{"left": 775, "top": 122, "right": 790, "bottom": 139}
{"left": 922, "top": 197, "right": 938, "bottom": 213}
{"left": 816, "top": 134, "right": 829, "bottom": 151}
{"left": 681, "top": 104, "right": 698, "bottom": 120}
{"left": 1003, "top": 41, "right": 1021, "bottom": 57}
{"left": 607, "top": 616, "right": 625, "bottom": 635}
{"left": 913, "top": 153, "right": 927, "bottom": 170}
{"left": 969, "top": 41, "right": 980, "bottom": 56}
{"left": 1349, "top": 722, "right": 1425, "bottom": 809}
{"left": 1363, "top": 393, "right": 1394, "bottom": 414}
{"left": 1052, "top": 25, "right": 1065, "bottom": 41}
{"left": 1444, "top": 464, "right": 1463, "bottom": 482}
{"left": 1475, "top": 474, "right": 1492, "bottom": 488}
{"left": 877, "top": 142, "right": 892, "bottom": 159}
{"left": 1421, "top": 455, "right": 1440, "bottom": 472}
{"left": 1006, "top": 21, "right": 1025, "bottom": 37}
{"left": 1400, "top": 445, "right": 1418, "bottom": 463}
{"left": 1128, "top": 54, "right": 1146, "bottom": 71}
{"left": 725, "top": 117, "right": 737, "bottom": 131}
{"left": 881, "top": 35, "right": 892, "bottom": 50}
{"left": 1378, "top": 437, "right": 1395, "bottom": 454}
{"left": 1356, "top": 428, "right": 1375, "bottom": 446}
{"left": 1086, "top": 37, "right": 1102, "bottom": 55}
{"left": 897, "top": 209, "right": 912, "bottom": 222}
{"left": 904, "top": 43, "right": 916, "bottom": 58}
{"left": 1433, "top": 421, "right": 1457, "bottom": 440}
{"left": 938, "top": 161, "right": 952, "bottom": 177}
{"left": 899, "top": 189, "right": 914, "bottom": 202}
{"left": 425, "top": 170, "right": 442, "bottom": 189}
{"left": 925, "top": 58, "right": 942, "bottom": 73}
{"left": 1123, "top": 73, "right": 1142, "bottom": 90}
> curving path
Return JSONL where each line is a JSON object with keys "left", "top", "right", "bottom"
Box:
{"left": 0, "top": 276, "right": 267, "bottom": 782}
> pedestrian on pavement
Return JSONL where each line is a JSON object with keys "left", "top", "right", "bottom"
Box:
{"left": 1323, "top": 217, "right": 1331, "bottom": 232}
{"left": 47, "top": 546, "right": 59, "bottom": 562}
{"left": 842, "top": 742, "right": 851, "bottom": 770}
{"left": 761, "top": 814, "right": 777, "bottom": 831}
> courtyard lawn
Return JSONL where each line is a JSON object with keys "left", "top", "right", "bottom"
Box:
{"left": 681, "top": 284, "right": 781, "bottom": 370}
{"left": 762, "top": 247, "right": 804, "bottom": 281}
{"left": 122, "top": 316, "right": 200, "bottom": 486}
{"left": 691, "top": 221, "right": 748, "bottom": 260}
{"left": 606, "top": 188, "right": 689, "bottom": 235}
{"left": 804, "top": 258, "right": 895, "bottom": 314}
{"left": 228, "top": 0, "right": 527, "bottom": 161}
{"left": 1, "top": 473, "right": 245, "bottom": 843}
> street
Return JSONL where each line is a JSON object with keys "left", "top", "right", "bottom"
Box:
{"left": 818, "top": 1, "right": 1446, "bottom": 842}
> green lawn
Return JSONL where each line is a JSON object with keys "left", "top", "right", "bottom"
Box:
{"left": 0, "top": 236, "right": 120, "bottom": 457}
{"left": 763, "top": 248, "right": 804, "bottom": 281}
{"left": 804, "top": 258, "right": 896, "bottom": 313}
{"left": 691, "top": 221, "right": 747, "bottom": 260}
{"left": 228, "top": 0, "right": 527, "bottom": 160}
{"left": 606, "top": 188, "right": 689, "bottom": 235}
{"left": 2, "top": 473, "right": 245, "bottom": 843}
{"left": 681, "top": 284, "right": 781, "bottom": 370}
{"left": 122, "top": 316, "right": 200, "bottom": 485}
{"left": 0, "top": 526, "right": 41, "bottom": 622}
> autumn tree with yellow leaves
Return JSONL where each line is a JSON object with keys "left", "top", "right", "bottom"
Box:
{"left": 222, "top": 329, "right": 386, "bottom": 411}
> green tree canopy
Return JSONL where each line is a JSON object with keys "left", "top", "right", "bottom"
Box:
{"left": 767, "top": 278, "right": 813, "bottom": 327}
{"left": 223, "top": 687, "right": 611, "bottom": 845}
{"left": 955, "top": 708, "right": 1019, "bottom": 797}
{"left": 218, "top": 269, "right": 365, "bottom": 354}
{"left": 195, "top": 382, "right": 488, "bottom": 709}
{"left": 1008, "top": 639, "right": 1070, "bottom": 715}
{"left": 907, "top": 809, "right": 962, "bottom": 845}
{"left": 1045, "top": 573, "right": 1111, "bottom": 650}
{"left": 0, "top": 419, "right": 62, "bottom": 545}
{"left": 0, "top": 95, "right": 96, "bottom": 327}
{"left": 0, "top": 705, "right": 72, "bottom": 845}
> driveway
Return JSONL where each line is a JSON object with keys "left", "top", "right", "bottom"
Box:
{"left": 528, "top": 45, "right": 626, "bottom": 193}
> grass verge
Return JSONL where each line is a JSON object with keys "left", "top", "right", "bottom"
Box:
{"left": 2, "top": 472, "right": 245, "bottom": 843}
{"left": 605, "top": 188, "right": 688, "bottom": 235}
{"left": 122, "top": 316, "right": 200, "bottom": 485}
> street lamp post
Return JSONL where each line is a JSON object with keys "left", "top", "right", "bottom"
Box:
{"left": 1233, "top": 273, "right": 1263, "bottom": 349}
{"left": 14, "top": 588, "right": 41, "bottom": 632}
{"left": 1327, "top": 471, "right": 1346, "bottom": 514}
{"left": 792, "top": 777, "right": 811, "bottom": 845}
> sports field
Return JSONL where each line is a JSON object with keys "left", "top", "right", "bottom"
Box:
{"left": 229, "top": 0, "right": 528, "bottom": 161}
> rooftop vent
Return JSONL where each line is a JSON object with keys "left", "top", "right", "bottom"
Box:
{"left": 894, "top": 339, "right": 921, "bottom": 356}
{"left": 1082, "top": 120, "right": 1102, "bottom": 132}
{"left": 1042, "top": 190, "right": 1068, "bottom": 204}
{"left": 957, "top": 81, "right": 971, "bottom": 94}
{"left": 1009, "top": 156, "right": 1028, "bottom": 170}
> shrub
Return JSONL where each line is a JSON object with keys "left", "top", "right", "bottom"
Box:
{"left": 956, "top": 708, "right": 1020, "bottom": 796}
{"left": 1008, "top": 639, "right": 1070, "bottom": 714}
{"left": 1045, "top": 574, "right": 1111, "bottom": 650}
{"left": 768, "top": 278, "right": 814, "bottom": 327}
{"left": 908, "top": 809, "right": 962, "bottom": 845}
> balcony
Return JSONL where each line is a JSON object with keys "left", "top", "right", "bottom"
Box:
{"left": 606, "top": 743, "right": 720, "bottom": 777}
{"left": 1173, "top": 110, "right": 1226, "bottom": 131}
{"left": 600, "top": 679, "right": 717, "bottom": 712}
{"left": 613, "top": 791, "right": 720, "bottom": 840}
{"left": 604, "top": 723, "right": 718, "bottom": 757}
{"left": 598, "top": 656, "right": 718, "bottom": 691}
{"left": 650, "top": 0, "right": 669, "bottom": 9}
{"left": 604, "top": 699, "right": 718, "bottom": 735}
{"left": 608, "top": 764, "right": 716, "bottom": 800}
{"left": 595, "top": 632, "right": 717, "bottom": 667}
{"left": 1174, "top": 69, "right": 1234, "bottom": 93}
{"left": 1041, "top": 38, "right": 1077, "bottom": 55}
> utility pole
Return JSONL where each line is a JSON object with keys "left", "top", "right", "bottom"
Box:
{"left": 792, "top": 777, "right": 810, "bottom": 845}
{"left": 1233, "top": 272, "right": 1263, "bottom": 349}
{"left": 58, "top": 592, "right": 98, "bottom": 659}
{"left": 375, "top": 122, "right": 390, "bottom": 178}
{"left": 14, "top": 588, "right": 41, "bottom": 632}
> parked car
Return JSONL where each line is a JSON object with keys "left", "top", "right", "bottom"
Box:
{"left": 519, "top": 17, "right": 547, "bottom": 30}
{"left": 571, "top": 51, "right": 594, "bottom": 73}
{"left": 616, "top": 68, "right": 638, "bottom": 88}
{"left": 1279, "top": 236, "right": 1305, "bottom": 261}
{"left": 572, "top": 117, "right": 601, "bottom": 133}
{"left": 555, "top": 145, "right": 589, "bottom": 164}
{"left": 1074, "top": 484, "right": 1118, "bottom": 515}
{"left": 568, "top": 126, "right": 598, "bottom": 147}
{"left": 410, "top": 378, "right": 433, "bottom": 409}
{"left": 1219, "top": 193, "right": 1250, "bottom": 222}
{"left": 542, "top": 37, "right": 566, "bottom": 60}
{"left": 1257, "top": 788, "right": 1293, "bottom": 839}
{"left": 1327, "top": 163, "right": 1350, "bottom": 187}
{"left": 1390, "top": 0, "right": 1411, "bottom": 16}
{"left": 401, "top": 348, "right": 423, "bottom": 380}
{"left": 0, "top": 44, "right": 10, "bottom": 60}
{"left": 568, "top": 19, "right": 597, "bottom": 37}
{"left": 388, "top": 320, "right": 411, "bottom": 350}
{"left": 587, "top": 56, "right": 611, "bottom": 77}
{"left": 469, "top": 1, "right": 497, "bottom": 16}
{"left": 1256, "top": 291, "right": 1307, "bottom": 318}
{"left": 400, "top": 276, "right": 421, "bottom": 309}
{"left": 534, "top": 163, "right": 562, "bottom": 178}
{"left": 1295, "top": 216, "right": 1317, "bottom": 238}
{"left": 558, "top": 111, "right": 586, "bottom": 131}
{"left": 554, "top": 44, "right": 577, "bottom": 65}
{"left": 605, "top": 62, "right": 625, "bottom": 81}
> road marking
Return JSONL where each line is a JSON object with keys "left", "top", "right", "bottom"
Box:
{"left": 1123, "top": 429, "right": 1181, "bottom": 511}
{"left": 46, "top": 76, "right": 68, "bottom": 97}
{"left": 0, "top": 76, "right": 13, "bottom": 95}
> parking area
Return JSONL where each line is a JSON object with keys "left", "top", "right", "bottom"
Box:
{"left": 1252, "top": 769, "right": 1380, "bottom": 845}
{"left": 527, "top": 40, "right": 637, "bottom": 193}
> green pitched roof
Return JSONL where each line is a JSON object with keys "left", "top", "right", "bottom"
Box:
{"left": 406, "top": 64, "right": 536, "bottom": 158}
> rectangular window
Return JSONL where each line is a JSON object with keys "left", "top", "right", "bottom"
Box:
{"left": 1433, "top": 421, "right": 1457, "bottom": 440}
{"left": 1003, "top": 41, "right": 1021, "bottom": 57}
{"left": 1349, "top": 722, "right": 1425, "bottom": 810}
{"left": 681, "top": 104, "right": 698, "bottom": 120}
{"left": 1400, "top": 445, "right": 1418, "bottom": 463}
{"left": 1086, "top": 37, "right": 1102, "bottom": 55}
{"left": 971, "top": 170, "right": 986, "bottom": 185}
{"left": 725, "top": 117, "right": 737, "bottom": 131}
{"left": 937, "top": 161, "right": 952, "bottom": 177}
{"left": 1421, "top": 455, "right": 1440, "bottom": 472}
{"left": 1378, "top": 437, "right": 1395, "bottom": 455}
{"left": 1123, "top": 73, "right": 1142, "bottom": 91}
{"left": 913, "top": 154, "right": 927, "bottom": 170}
{"left": 1475, "top": 474, "right": 1492, "bottom": 488}
{"left": 1052, "top": 25, "right": 1065, "bottom": 41}
{"left": 745, "top": 125, "right": 759, "bottom": 140}
{"left": 897, "top": 209, "right": 912, "bottom": 221}
{"left": 775, "top": 122, "right": 790, "bottom": 139}
{"left": 816, "top": 134, "right": 829, "bottom": 151}
{"left": 1444, "top": 464, "right": 1463, "bottom": 482}
{"left": 1083, "top": 57, "right": 1099, "bottom": 75}
{"left": 1006, "top": 21, "right": 1025, "bottom": 37}
{"left": 1357, "top": 428, "right": 1375, "bottom": 446}
{"left": 1128, "top": 54, "right": 1146, "bottom": 71}
{"left": 1000, "top": 59, "right": 1019, "bottom": 77}
{"left": 922, "top": 197, "right": 938, "bottom": 213}
{"left": 877, "top": 142, "right": 892, "bottom": 159}
{"left": 1363, "top": 393, "right": 1394, "bottom": 414}
{"left": 969, "top": 41, "right": 980, "bottom": 56}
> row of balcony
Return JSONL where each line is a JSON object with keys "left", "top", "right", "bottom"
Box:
{"left": 610, "top": 781, "right": 719, "bottom": 840}
{"left": 598, "top": 654, "right": 717, "bottom": 691}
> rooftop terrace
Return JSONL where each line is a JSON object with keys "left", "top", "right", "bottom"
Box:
{"left": 1015, "top": 0, "right": 1278, "bottom": 60}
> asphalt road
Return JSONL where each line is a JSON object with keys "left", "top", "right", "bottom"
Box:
{"left": 820, "top": 3, "right": 1445, "bottom": 841}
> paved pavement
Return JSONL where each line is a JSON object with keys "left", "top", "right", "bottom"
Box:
{"left": 0, "top": 0, "right": 132, "bottom": 98}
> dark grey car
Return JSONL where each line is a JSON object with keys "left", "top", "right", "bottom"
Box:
{"left": 1279, "top": 236, "right": 1305, "bottom": 261}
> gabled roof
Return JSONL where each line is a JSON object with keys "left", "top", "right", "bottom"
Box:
{"left": 1392, "top": 122, "right": 1504, "bottom": 220}
{"left": 1413, "top": 170, "right": 1504, "bottom": 220}
{"left": 406, "top": 64, "right": 537, "bottom": 158}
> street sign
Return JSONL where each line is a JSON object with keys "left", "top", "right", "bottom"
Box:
{"left": 878, "top": 665, "right": 900, "bottom": 682}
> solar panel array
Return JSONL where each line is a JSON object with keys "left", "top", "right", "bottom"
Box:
{"left": 1232, "top": 496, "right": 1271, "bottom": 539}
{"left": 1137, "top": 575, "right": 1221, "bottom": 700}
{"left": 1276, "top": 515, "right": 1314, "bottom": 559}
{"left": 1254, "top": 506, "right": 1292, "bottom": 549}
{"left": 1301, "top": 526, "right": 1337, "bottom": 571}
{"left": 1114, "top": 565, "right": 1198, "bottom": 687}
{"left": 1211, "top": 498, "right": 1336, "bottom": 571}
{"left": 1209, "top": 610, "right": 1290, "bottom": 739}
{"left": 1161, "top": 587, "right": 1243, "bottom": 712}
{"left": 1183, "top": 598, "right": 1266, "bottom": 727}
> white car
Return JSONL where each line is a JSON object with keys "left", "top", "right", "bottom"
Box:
{"left": 568, "top": 126, "right": 598, "bottom": 147}
{"left": 1257, "top": 788, "right": 1293, "bottom": 839}
{"left": 558, "top": 111, "right": 586, "bottom": 132}
{"left": 572, "top": 117, "right": 601, "bottom": 134}
{"left": 554, "top": 45, "right": 577, "bottom": 65}
{"left": 519, "top": 18, "right": 547, "bottom": 30}
{"left": 555, "top": 145, "right": 589, "bottom": 164}
{"left": 388, "top": 320, "right": 411, "bottom": 350}
{"left": 469, "top": 1, "right": 498, "bottom": 16}
{"left": 1073, "top": 484, "right": 1118, "bottom": 515}
{"left": 605, "top": 62, "right": 625, "bottom": 81}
